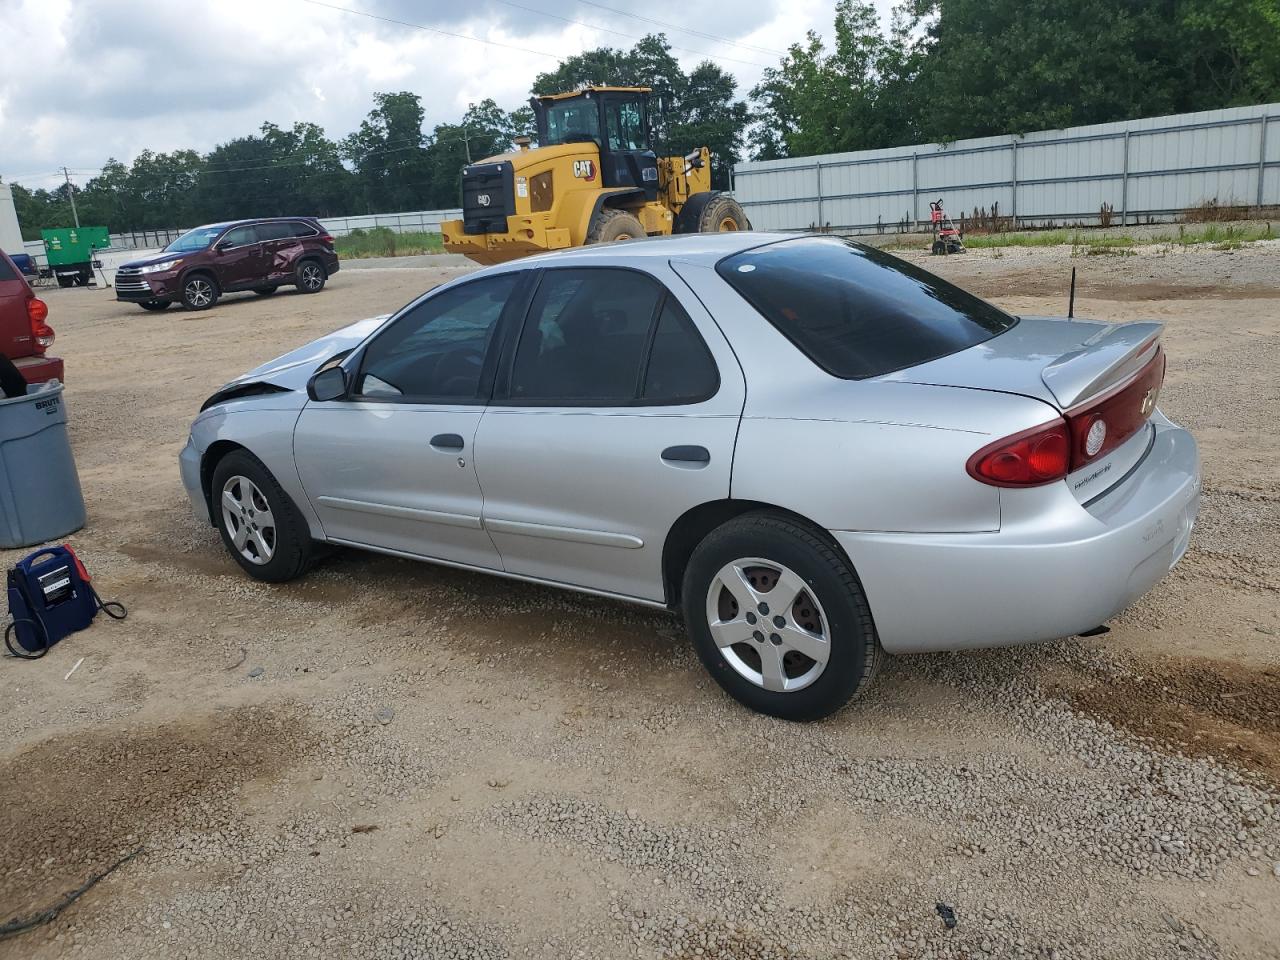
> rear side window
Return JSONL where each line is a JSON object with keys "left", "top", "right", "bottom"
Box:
{"left": 290, "top": 221, "right": 320, "bottom": 238}
{"left": 642, "top": 298, "right": 718, "bottom": 402}
{"left": 717, "top": 237, "right": 1018, "bottom": 379}
{"left": 510, "top": 269, "right": 662, "bottom": 402}
{"left": 256, "top": 222, "right": 292, "bottom": 241}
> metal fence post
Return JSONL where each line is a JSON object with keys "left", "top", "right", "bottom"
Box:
{"left": 1120, "top": 130, "right": 1131, "bottom": 226}
{"left": 1259, "top": 115, "right": 1270, "bottom": 210}
{"left": 815, "top": 161, "right": 824, "bottom": 231}
{"left": 1010, "top": 139, "right": 1018, "bottom": 228}
{"left": 911, "top": 152, "right": 919, "bottom": 230}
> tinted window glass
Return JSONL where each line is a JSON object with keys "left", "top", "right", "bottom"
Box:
{"left": 510, "top": 269, "right": 662, "bottom": 402}
{"left": 604, "top": 98, "right": 646, "bottom": 151}
{"left": 222, "top": 225, "right": 257, "bottom": 247}
{"left": 256, "top": 222, "right": 292, "bottom": 241}
{"left": 290, "top": 221, "right": 319, "bottom": 238}
{"left": 544, "top": 100, "right": 600, "bottom": 145}
{"left": 0, "top": 255, "right": 17, "bottom": 281}
{"left": 164, "top": 226, "right": 222, "bottom": 252}
{"left": 356, "top": 274, "right": 516, "bottom": 400}
{"left": 642, "top": 298, "right": 718, "bottom": 402}
{"left": 717, "top": 237, "right": 1018, "bottom": 379}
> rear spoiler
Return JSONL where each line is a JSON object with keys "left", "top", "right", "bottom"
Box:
{"left": 1040, "top": 321, "right": 1163, "bottom": 408}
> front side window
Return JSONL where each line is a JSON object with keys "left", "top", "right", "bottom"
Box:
{"left": 604, "top": 98, "right": 646, "bottom": 151}
{"left": 164, "top": 226, "right": 223, "bottom": 252}
{"left": 717, "top": 237, "right": 1018, "bottom": 379}
{"left": 508, "top": 268, "right": 716, "bottom": 405}
{"left": 355, "top": 274, "right": 517, "bottom": 401}
{"left": 544, "top": 99, "right": 601, "bottom": 146}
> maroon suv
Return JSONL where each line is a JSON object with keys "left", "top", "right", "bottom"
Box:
{"left": 115, "top": 217, "right": 340, "bottom": 312}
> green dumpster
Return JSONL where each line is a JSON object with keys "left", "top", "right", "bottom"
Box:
{"left": 43, "top": 226, "right": 110, "bottom": 288}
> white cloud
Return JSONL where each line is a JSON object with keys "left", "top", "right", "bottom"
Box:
{"left": 0, "top": 0, "right": 895, "bottom": 187}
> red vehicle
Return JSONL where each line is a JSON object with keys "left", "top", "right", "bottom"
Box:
{"left": 0, "top": 248, "right": 60, "bottom": 386}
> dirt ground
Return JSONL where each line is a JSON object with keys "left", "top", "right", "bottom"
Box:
{"left": 1, "top": 241, "right": 1277, "bottom": 960}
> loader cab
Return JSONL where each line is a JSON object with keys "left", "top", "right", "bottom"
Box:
{"left": 532, "top": 86, "right": 660, "bottom": 199}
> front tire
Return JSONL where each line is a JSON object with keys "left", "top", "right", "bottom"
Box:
{"left": 181, "top": 274, "right": 219, "bottom": 310}
{"left": 586, "top": 208, "right": 646, "bottom": 244}
{"left": 682, "top": 513, "right": 880, "bottom": 721}
{"left": 295, "top": 260, "right": 326, "bottom": 294}
{"left": 210, "top": 450, "right": 313, "bottom": 583}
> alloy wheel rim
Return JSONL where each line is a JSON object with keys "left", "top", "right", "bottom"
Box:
{"left": 302, "top": 265, "right": 323, "bottom": 289}
{"left": 187, "top": 279, "right": 212, "bottom": 306}
{"left": 705, "top": 558, "right": 830, "bottom": 693}
{"left": 221, "top": 475, "right": 276, "bottom": 565}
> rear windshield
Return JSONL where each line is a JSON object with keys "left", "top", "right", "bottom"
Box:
{"left": 716, "top": 237, "right": 1017, "bottom": 379}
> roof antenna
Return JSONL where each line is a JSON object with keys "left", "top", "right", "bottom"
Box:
{"left": 1067, "top": 266, "right": 1077, "bottom": 318}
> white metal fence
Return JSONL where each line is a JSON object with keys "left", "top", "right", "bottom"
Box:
{"left": 98, "top": 208, "right": 464, "bottom": 252}
{"left": 733, "top": 103, "right": 1280, "bottom": 233}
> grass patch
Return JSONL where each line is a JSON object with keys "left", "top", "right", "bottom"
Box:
{"left": 1156, "top": 223, "right": 1275, "bottom": 247}
{"left": 334, "top": 227, "right": 444, "bottom": 259}
{"left": 886, "top": 222, "right": 1274, "bottom": 253}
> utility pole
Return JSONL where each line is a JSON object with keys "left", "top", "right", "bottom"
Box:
{"left": 63, "top": 167, "right": 80, "bottom": 227}
{"left": 462, "top": 126, "right": 472, "bottom": 164}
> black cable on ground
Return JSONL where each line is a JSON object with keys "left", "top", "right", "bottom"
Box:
{"left": 0, "top": 848, "right": 144, "bottom": 940}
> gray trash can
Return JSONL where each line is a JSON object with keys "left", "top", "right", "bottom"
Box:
{"left": 0, "top": 381, "right": 86, "bottom": 548}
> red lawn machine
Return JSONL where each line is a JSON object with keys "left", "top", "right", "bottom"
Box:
{"left": 929, "top": 198, "right": 965, "bottom": 255}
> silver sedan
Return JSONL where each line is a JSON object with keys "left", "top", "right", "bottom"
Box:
{"left": 180, "top": 233, "right": 1199, "bottom": 720}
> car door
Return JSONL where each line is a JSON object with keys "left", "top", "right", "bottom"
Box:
{"left": 474, "top": 264, "right": 745, "bottom": 603}
{"left": 213, "top": 224, "right": 264, "bottom": 290}
{"left": 292, "top": 272, "right": 525, "bottom": 570}
{"left": 254, "top": 221, "right": 296, "bottom": 283}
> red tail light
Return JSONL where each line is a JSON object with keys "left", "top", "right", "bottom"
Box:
{"left": 319, "top": 233, "right": 335, "bottom": 246}
{"left": 1064, "top": 346, "right": 1165, "bottom": 471}
{"left": 969, "top": 345, "right": 1167, "bottom": 488}
{"left": 967, "top": 420, "right": 1071, "bottom": 487}
{"left": 27, "top": 296, "right": 54, "bottom": 351}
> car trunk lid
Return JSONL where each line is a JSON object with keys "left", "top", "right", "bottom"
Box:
{"left": 883, "top": 315, "right": 1162, "bottom": 410}
{"left": 887, "top": 315, "right": 1167, "bottom": 502}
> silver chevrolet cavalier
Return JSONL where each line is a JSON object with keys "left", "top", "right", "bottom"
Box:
{"left": 180, "top": 233, "right": 1200, "bottom": 720}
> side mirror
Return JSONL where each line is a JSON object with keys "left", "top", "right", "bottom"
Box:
{"left": 307, "top": 366, "right": 348, "bottom": 402}
{"left": 214, "top": 239, "right": 231, "bottom": 252}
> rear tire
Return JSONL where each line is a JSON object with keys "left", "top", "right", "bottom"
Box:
{"left": 210, "top": 450, "right": 313, "bottom": 583}
{"left": 682, "top": 513, "right": 880, "bottom": 721}
{"left": 253, "top": 286, "right": 278, "bottom": 297}
{"left": 697, "top": 194, "right": 749, "bottom": 233}
{"left": 295, "top": 260, "right": 326, "bottom": 294}
{"left": 57, "top": 276, "right": 73, "bottom": 289}
{"left": 181, "top": 274, "right": 219, "bottom": 310}
{"left": 586, "top": 208, "right": 646, "bottom": 244}
{"left": 139, "top": 300, "right": 170, "bottom": 311}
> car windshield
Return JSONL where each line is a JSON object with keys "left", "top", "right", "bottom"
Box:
{"left": 717, "top": 237, "right": 1018, "bottom": 379}
{"left": 164, "top": 226, "right": 224, "bottom": 253}
{"left": 544, "top": 99, "right": 600, "bottom": 145}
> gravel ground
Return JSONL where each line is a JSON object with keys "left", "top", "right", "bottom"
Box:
{"left": 1, "top": 243, "right": 1278, "bottom": 960}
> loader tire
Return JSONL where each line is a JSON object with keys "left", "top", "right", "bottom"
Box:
{"left": 586, "top": 209, "right": 646, "bottom": 244}
{"left": 697, "top": 194, "right": 749, "bottom": 233}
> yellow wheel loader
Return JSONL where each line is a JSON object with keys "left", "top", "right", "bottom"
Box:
{"left": 441, "top": 86, "right": 749, "bottom": 265}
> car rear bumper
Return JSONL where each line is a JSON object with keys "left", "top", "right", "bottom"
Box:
{"left": 13, "top": 353, "right": 64, "bottom": 385}
{"left": 834, "top": 412, "right": 1200, "bottom": 654}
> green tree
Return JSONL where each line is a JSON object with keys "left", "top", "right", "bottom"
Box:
{"left": 342, "top": 91, "right": 432, "bottom": 212}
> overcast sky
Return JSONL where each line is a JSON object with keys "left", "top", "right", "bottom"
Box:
{"left": 0, "top": 0, "right": 893, "bottom": 191}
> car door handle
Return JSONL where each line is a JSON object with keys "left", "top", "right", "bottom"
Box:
{"left": 661, "top": 445, "right": 710, "bottom": 464}
{"left": 430, "top": 433, "right": 465, "bottom": 451}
